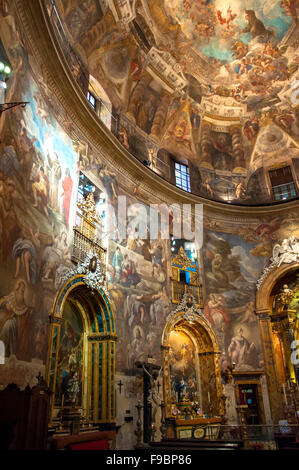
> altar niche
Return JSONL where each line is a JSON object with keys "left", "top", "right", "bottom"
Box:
{"left": 162, "top": 310, "right": 224, "bottom": 423}
{"left": 46, "top": 276, "right": 116, "bottom": 428}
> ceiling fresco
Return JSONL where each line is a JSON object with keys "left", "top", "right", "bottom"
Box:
{"left": 55, "top": 0, "right": 299, "bottom": 204}
{"left": 164, "top": 0, "right": 291, "bottom": 63}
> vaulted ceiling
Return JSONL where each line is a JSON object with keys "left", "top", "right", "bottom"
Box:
{"left": 55, "top": 0, "right": 299, "bottom": 204}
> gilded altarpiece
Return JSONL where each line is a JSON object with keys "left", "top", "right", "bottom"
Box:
{"left": 46, "top": 276, "right": 116, "bottom": 426}
{"left": 162, "top": 295, "right": 224, "bottom": 426}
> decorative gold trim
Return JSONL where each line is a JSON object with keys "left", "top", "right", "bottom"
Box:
{"left": 46, "top": 274, "right": 116, "bottom": 426}
{"left": 161, "top": 310, "right": 223, "bottom": 418}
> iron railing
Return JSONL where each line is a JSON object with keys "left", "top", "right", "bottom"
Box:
{"left": 219, "top": 424, "right": 299, "bottom": 443}
{"left": 72, "top": 227, "right": 106, "bottom": 267}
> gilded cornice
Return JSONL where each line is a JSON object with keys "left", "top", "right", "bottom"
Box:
{"left": 13, "top": 0, "right": 299, "bottom": 223}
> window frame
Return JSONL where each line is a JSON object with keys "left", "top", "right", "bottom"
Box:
{"left": 174, "top": 162, "right": 191, "bottom": 193}
{"left": 87, "top": 90, "right": 96, "bottom": 110}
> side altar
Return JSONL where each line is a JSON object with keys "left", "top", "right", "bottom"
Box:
{"left": 165, "top": 400, "right": 223, "bottom": 440}
{"left": 161, "top": 294, "right": 225, "bottom": 441}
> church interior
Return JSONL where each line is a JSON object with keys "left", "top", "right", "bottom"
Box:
{"left": 0, "top": 0, "right": 299, "bottom": 451}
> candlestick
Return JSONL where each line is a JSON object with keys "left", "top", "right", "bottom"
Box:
{"left": 208, "top": 391, "right": 210, "bottom": 403}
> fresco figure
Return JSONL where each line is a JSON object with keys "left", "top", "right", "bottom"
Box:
{"left": 149, "top": 286, "right": 170, "bottom": 325}
{"left": 111, "top": 246, "right": 123, "bottom": 282}
{"left": 128, "top": 325, "right": 144, "bottom": 368}
{"left": 204, "top": 293, "right": 230, "bottom": 352}
{"left": 0, "top": 140, "right": 21, "bottom": 178}
{"left": 242, "top": 9, "right": 274, "bottom": 39}
{"left": 97, "top": 164, "right": 118, "bottom": 204}
{"left": 177, "top": 377, "right": 187, "bottom": 402}
{"left": 32, "top": 165, "right": 50, "bottom": 219}
{"left": 61, "top": 168, "right": 73, "bottom": 230}
{"left": 42, "top": 224, "right": 70, "bottom": 281}
{"left": 228, "top": 327, "right": 259, "bottom": 370}
{"left": 241, "top": 300, "right": 256, "bottom": 324}
{"left": 0, "top": 178, "right": 20, "bottom": 263}
{"left": 0, "top": 280, "right": 34, "bottom": 361}
{"left": 12, "top": 230, "right": 40, "bottom": 285}
{"left": 61, "top": 370, "right": 80, "bottom": 405}
{"left": 243, "top": 114, "right": 259, "bottom": 140}
{"left": 121, "top": 254, "right": 141, "bottom": 287}
{"left": 211, "top": 254, "right": 229, "bottom": 287}
{"left": 48, "top": 152, "right": 62, "bottom": 212}
{"left": 17, "top": 126, "right": 36, "bottom": 193}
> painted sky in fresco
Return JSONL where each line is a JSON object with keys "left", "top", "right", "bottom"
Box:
{"left": 21, "top": 81, "right": 77, "bottom": 174}
{"left": 164, "top": 0, "right": 292, "bottom": 62}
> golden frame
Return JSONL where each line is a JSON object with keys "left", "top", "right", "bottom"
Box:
{"left": 46, "top": 274, "right": 116, "bottom": 426}
{"left": 161, "top": 310, "right": 224, "bottom": 419}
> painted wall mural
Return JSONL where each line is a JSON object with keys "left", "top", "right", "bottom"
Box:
{"left": 106, "top": 203, "right": 172, "bottom": 373}
{"left": 203, "top": 230, "right": 265, "bottom": 370}
{"left": 0, "top": 4, "right": 79, "bottom": 387}
{"left": 0, "top": 1, "right": 298, "bottom": 401}
{"left": 52, "top": 0, "right": 299, "bottom": 204}
{"left": 202, "top": 211, "right": 299, "bottom": 371}
{"left": 168, "top": 330, "right": 197, "bottom": 402}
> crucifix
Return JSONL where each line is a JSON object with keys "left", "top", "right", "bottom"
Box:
{"left": 118, "top": 380, "right": 124, "bottom": 394}
{"left": 135, "top": 360, "right": 161, "bottom": 443}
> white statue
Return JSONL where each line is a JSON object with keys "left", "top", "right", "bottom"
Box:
{"left": 257, "top": 236, "right": 299, "bottom": 289}
{"left": 272, "top": 237, "right": 299, "bottom": 267}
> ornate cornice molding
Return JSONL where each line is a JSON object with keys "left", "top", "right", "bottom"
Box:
{"left": 13, "top": 0, "right": 299, "bottom": 220}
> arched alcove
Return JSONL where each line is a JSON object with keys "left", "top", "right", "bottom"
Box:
{"left": 256, "top": 263, "right": 299, "bottom": 313}
{"left": 256, "top": 262, "right": 299, "bottom": 422}
{"left": 161, "top": 307, "right": 223, "bottom": 420}
{"left": 46, "top": 275, "right": 116, "bottom": 426}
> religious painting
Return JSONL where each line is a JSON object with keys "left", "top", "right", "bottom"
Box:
{"left": 210, "top": 131, "right": 234, "bottom": 171}
{"left": 132, "top": 87, "right": 159, "bottom": 135}
{"left": 105, "top": 196, "right": 171, "bottom": 374}
{"left": 203, "top": 229, "right": 264, "bottom": 370}
{"left": 56, "top": 0, "right": 104, "bottom": 43}
{"left": 163, "top": 0, "right": 292, "bottom": 87}
{"left": 168, "top": 330, "right": 198, "bottom": 402}
{"left": 0, "top": 280, "right": 34, "bottom": 362}
{"left": 54, "top": 300, "right": 84, "bottom": 407}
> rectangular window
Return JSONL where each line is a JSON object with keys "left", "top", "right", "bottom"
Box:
{"left": 269, "top": 166, "right": 297, "bottom": 201}
{"left": 273, "top": 182, "right": 296, "bottom": 201}
{"left": 175, "top": 162, "right": 191, "bottom": 192}
{"left": 87, "top": 90, "right": 96, "bottom": 109}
